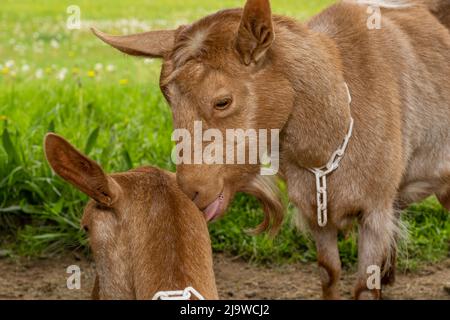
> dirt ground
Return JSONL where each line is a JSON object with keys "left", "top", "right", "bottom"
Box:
{"left": 0, "top": 253, "right": 449, "bottom": 300}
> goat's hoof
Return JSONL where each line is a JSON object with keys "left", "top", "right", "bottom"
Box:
{"left": 444, "top": 283, "right": 450, "bottom": 295}
{"left": 381, "top": 272, "right": 396, "bottom": 286}
{"left": 354, "top": 287, "right": 382, "bottom": 300}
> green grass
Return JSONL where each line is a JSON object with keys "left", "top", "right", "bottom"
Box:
{"left": 1, "top": 0, "right": 449, "bottom": 270}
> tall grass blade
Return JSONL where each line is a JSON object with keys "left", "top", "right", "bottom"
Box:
{"left": 84, "top": 126, "right": 99, "bottom": 155}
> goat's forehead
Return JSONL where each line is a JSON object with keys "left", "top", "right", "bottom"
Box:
{"left": 170, "top": 64, "right": 214, "bottom": 95}
{"left": 171, "top": 10, "right": 241, "bottom": 67}
{"left": 172, "top": 29, "right": 209, "bottom": 66}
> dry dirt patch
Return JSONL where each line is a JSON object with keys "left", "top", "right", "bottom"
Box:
{"left": 0, "top": 254, "right": 449, "bottom": 300}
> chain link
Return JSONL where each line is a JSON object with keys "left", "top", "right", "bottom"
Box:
{"left": 152, "top": 286, "right": 205, "bottom": 300}
{"left": 308, "top": 83, "right": 354, "bottom": 227}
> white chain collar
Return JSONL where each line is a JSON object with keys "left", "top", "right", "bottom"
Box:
{"left": 152, "top": 286, "right": 205, "bottom": 300}
{"left": 308, "top": 83, "right": 354, "bottom": 227}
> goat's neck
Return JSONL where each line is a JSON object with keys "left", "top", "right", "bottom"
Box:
{"left": 278, "top": 25, "right": 352, "bottom": 169}
{"left": 133, "top": 213, "right": 216, "bottom": 299}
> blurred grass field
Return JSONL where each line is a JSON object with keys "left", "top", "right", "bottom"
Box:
{"left": 0, "top": 0, "right": 449, "bottom": 270}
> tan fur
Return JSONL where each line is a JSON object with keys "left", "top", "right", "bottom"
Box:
{"left": 44, "top": 134, "right": 218, "bottom": 300}
{"left": 93, "top": 0, "right": 450, "bottom": 299}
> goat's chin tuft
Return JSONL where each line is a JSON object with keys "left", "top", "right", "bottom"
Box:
{"left": 241, "top": 175, "right": 286, "bottom": 237}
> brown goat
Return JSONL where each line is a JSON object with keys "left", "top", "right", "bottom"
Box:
{"left": 425, "top": 0, "right": 450, "bottom": 28}
{"left": 44, "top": 133, "right": 218, "bottom": 300}
{"left": 93, "top": 0, "right": 450, "bottom": 299}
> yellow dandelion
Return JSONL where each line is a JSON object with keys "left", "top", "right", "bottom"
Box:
{"left": 1, "top": 67, "right": 9, "bottom": 75}
{"left": 0, "top": 115, "right": 8, "bottom": 121}
{"left": 119, "top": 79, "right": 129, "bottom": 85}
{"left": 87, "top": 70, "right": 96, "bottom": 78}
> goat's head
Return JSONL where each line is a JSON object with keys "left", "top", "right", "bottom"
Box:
{"left": 44, "top": 133, "right": 216, "bottom": 299}
{"left": 92, "top": 0, "right": 288, "bottom": 233}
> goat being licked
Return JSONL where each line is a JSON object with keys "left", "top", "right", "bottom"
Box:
{"left": 44, "top": 133, "right": 218, "bottom": 300}
{"left": 93, "top": 0, "right": 450, "bottom": 299}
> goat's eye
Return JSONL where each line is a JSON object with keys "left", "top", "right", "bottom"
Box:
{"left": 83, "top": 225, "right": 89, "bottom": 232}
{"left": 214, "top": 97, "right": 232, "bottom": 110}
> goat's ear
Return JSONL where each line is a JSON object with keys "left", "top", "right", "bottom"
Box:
{"left": 235, "top": 0, "right": 274, "bottom": 65}
{"left": 44, "top": 133, "right": 120, "bottom": 206}
{"left": 91, "top": 27, "right": 175, "bottom": 58}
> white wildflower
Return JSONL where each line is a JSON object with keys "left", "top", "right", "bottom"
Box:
{"left": 106, "top": 64, "right": 115, "bottom": 72}
{"left": 50, "top": 39, "right": 60, "bottom": 49}
{"left": 94, "top": 63, "right": 103, "bottom": 71}
{"left": 35, "top": 68, "right": 44, "bottom": 79}
{"left": 5, "top": 60, "right": 15, "bottom": 68}
{"left": 21, "top": 64, "right": 30, "bottom": 73}
{"left": 57, "top": 68, "right": 68, "bottom": 81}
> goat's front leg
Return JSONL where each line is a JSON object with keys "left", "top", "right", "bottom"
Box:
{"left": 310, "top": 225, "right": 341, "bottom": 300}
{"left": 354, "top": 206, "right": 397, "bottom": 300}
{"left": 91, "top": 274, "right": 100, "bottom": 300}
{"left": 381, "top": 208, "right": 402, "bottom": 286}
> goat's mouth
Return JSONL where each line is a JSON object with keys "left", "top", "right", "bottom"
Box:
{"left": 203, "top": 193, "right": 225, "bottom": 222}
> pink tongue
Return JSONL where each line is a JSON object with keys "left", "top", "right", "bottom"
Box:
{"left": 204, "top": 197, "right": 222, "bottom": 222}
